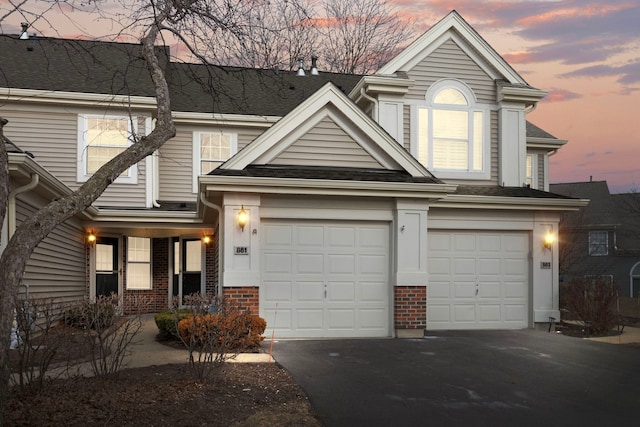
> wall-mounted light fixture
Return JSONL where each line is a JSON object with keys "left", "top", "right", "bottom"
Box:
{"left": 238, "top": 205, "right": 249, "bottom": 232}
{"left": 202, "top": 235, "right": 213, "bottom": 245}
{"left": 543, "top": 230, "right": 555, "bottom": 250}
{"left": 87, "top": 231, "right": 97, "bottom": 244}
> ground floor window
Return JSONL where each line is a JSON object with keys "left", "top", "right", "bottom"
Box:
{"left": 127, "top": 236, "right": 151, "bottom": 289}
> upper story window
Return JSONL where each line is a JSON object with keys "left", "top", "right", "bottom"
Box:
{"left": 415, "top": 80, "right": 490, "bottom": 180}
{"left": 77, "top": 115, "right": 138, "bottom": 184}
{"left": 526, "top": 154, "right": 538, "bottom": 189}
{"left": 588, "top": 231, "right": 608, "bottom": 256}
{"left": 192, "top": 131, "right": 237, "bottom": 192}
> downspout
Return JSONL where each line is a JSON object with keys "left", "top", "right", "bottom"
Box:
{"left": 8, "top": 174, "right": 39, "bottom": 236}
{"left": 360, "top": 87, "right": 379, "bottom": 122}
{"left": 199, "top": 192, "right": 224, "bottom": 296}
{"left": 7, "top": 173, "right": 38, "bottom": 349}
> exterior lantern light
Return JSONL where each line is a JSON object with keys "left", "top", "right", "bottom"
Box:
{"left": 543, "top": 230, "right": 554, "bottom": 250}
{"left": 238, "top": 205, "right": 248, "bottom": 232}
{"left": 87, "top": 231, "right": 97, "bottom": 244}
{"left": 202, "top": 235, "right": 212, "bottom": 245}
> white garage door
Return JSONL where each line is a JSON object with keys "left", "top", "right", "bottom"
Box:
{"left": 427, "top": 231, "right": 530, "bottom": 330}
{"left": 260, "top": 220, "right": 390, "bottom": 338}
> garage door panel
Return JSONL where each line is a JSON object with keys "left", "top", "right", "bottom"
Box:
{"left": 263, "top": 308, "right": 292, "bottom": 330}
{"left": 428, "top": 231, "right": 530, "bottom": 330}
{"left": 478, "top": 305, "right": 501, "bottom": 322}
{"left": 263, "top": 280, "right": 292, "bottom": 302}
{"left": 297, "top": 281, "right": 324, "bottom": 302}
{"left": 328, "top": 227, "right": 356, "bottom": 248}
{"left": 327, "top": 309, "right": 355, "bottom": 330}
{"left": 297, "top": 309, "right": 324, "bottom": 329}
{"left": 296, "top": 253, "right": 324, "bottom": 274}
{"left": 327, "top": 254, "right": 356, "bottom": 274}
{"left": 453, "top": 234, "right": 477, "bottom": 251}
{"left": 505, "top": 305, "right": 526, "bottom": 321}
{"left": 360, "top": 308, "right": 387, "bottom": 329}
{"left": 361, "top": 228, "right": 388, "bottom": 249}
{"left": 454, "top": 258, "right": 476, "bottom": 275}
{"left": 328, "top": 282, "right": 355, "bottom": 302}
{"left": 454, "top": 282, "right": 476, "bottom": 298}
{"left": 264, "top": 225, "right": 293, "bottom": 246}
{"left": 360, "top": 254, "right": 386, "bottom": 275}
{"left": 360, "top": 281, "right": 386, "bottom": 302}
{"left": 454, "top": 305, "right": 476, "bottom": 322}
{"left": 263, "top": 253, "right": 292, "bottom": 273}
{"left": 296, "top": 226, "right": 324, "bottom": 247}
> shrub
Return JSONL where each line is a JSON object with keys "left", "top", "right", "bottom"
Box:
{"left": 561, "top": 278, "right": 619, "bottom": 335}
{"left": 177, "top": 312, "right": 266, "bottom": 351}
{"left": 154, "top": 309, "right": 192, "bottom": 340}
{"left": 63, "top": 298, "right": 116, "bottom": 330}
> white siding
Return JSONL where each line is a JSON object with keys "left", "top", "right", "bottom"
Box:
{"left": 268, "top": 117, "right": 383, "bottom": 168}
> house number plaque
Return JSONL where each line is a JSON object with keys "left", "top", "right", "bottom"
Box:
{"left": 540, "top": 262, "right": 551, "bottom": 269}
{"left": 234, "top": 246, "right": 249, "bottom": 255}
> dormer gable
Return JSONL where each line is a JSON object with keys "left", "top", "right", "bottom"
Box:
{"left": 221, "top": 83, "right": 434, "bottom": 179}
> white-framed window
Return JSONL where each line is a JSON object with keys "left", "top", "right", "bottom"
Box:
{"left": 126, "top": 236, "right": 151, "bottom": 289}
{"left": 526, "top": 154, "right": 538, "bottom": 189}
{"left": 77, "top": 115, "right": 138, "bottom": 184}
{"left": 192, "top": 130, "right": 237, "bottom": 192}
{"left": 414, "top": 80, "right": 490, "bottom": 179}
{"left": 588, "top": 231, "right": 608, "bottom": 256}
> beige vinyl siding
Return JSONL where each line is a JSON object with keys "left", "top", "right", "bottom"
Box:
{"left": 405, "top": 38, "right": 496, "bottom": 103}
{"left": 403, "top": 104, "right": 411, "bottom": 152}
{"left": 159, "top": 128, "right": 194, "bottom": 201}
{"left": 268, "top": 117, "right": 383, "bottom": 168}
{"left": 1, "top": 103, "right": 149, "bottom": 208}
{"left": 490, "top": 111, "right": 498, "bottom": 183}
{"left": 16, "top": 195, "right": 86, "bottom": 303}
{"left": 237, "top": 127, "right": 266, "bottom": 151}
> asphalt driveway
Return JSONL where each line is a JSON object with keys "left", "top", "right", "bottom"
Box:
{"left": 271, "top": 330, "right": 640, "bottom": 426}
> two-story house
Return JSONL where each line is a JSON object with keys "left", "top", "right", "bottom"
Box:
{"left": 2, "top": 11, "right": 586, "bottom": 338}
{"left": 551, "top": 180, "right": 640, "bottom": 298}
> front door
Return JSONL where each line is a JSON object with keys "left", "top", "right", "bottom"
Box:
{"left": 96, "top": 237, "right": 119, "bottom": 297}
{"left": 172, "top": 238, "right": 203, "bottom": 304}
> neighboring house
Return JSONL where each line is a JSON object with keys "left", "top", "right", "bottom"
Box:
{"left": 551, "top": 180, "right": 640, "bottom": 297}
{"left": 1, "top": 11, "right": 586, "bottom": 338}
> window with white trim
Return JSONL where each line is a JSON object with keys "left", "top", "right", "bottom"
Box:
{"left": 126, "top": 236, "right": 151, "bottom": 289}
{"left": 77, "top": 115, "right": 138, "bottom": 184}
{"left": 588, "top": 231, "right": 608, "bottom": 256}
{"left": 192, "top": 131, "right": 237, "bottom": 192}
{"left": 415, "top": 80, "right": 489, "bottom": 179}
{"left": 526, "top": 154, "right": 538, "bottom": 188}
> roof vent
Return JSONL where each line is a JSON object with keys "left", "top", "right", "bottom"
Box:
{"left": 19, "top": 22, "right": 29, "bottom": 40}
{"left": 296, "top": 58, "right": 305, "bottom": 76}
{"left": 310, "top": 55, "right": 319, "bottom": 75}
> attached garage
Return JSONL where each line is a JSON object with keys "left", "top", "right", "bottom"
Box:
{"left": 427, "top": 231, "right": 531, "bottom": 330}
{"left": 260, "top": 220, "right": 391, "bottom": 338}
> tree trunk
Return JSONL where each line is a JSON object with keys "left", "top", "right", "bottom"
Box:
{"left": 0, "top": 22, "right": 175, "bottom": 418}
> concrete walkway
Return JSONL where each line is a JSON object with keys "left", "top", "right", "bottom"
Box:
{"left": 123, "top": 314, "right": 274, "bottom": 369}
{"left": 586, "top": 324, "right": 640, "bottom": 345}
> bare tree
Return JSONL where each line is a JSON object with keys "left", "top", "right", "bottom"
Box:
{"left": 0, "top": 0, "right": 276, "bottom": 415}
{"left": 319, "top": 0, "right": 413, "bottom": 74}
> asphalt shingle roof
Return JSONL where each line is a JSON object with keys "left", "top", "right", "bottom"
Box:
{"left": 455, "top": 185, "right": 574, "bottom": 199}
{"left": 209, "top": 164, "right": 442, "bottom": 184}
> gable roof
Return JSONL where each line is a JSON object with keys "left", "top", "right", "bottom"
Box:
{"left": 220, "top": 83, "right": 435, "bottom": 178}
{"left": 378, "top": 10, "right": 527, "bottom": 86}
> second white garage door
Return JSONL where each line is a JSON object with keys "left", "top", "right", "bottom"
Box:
{"left": 427, "top": 231, "right": 530, "bottom": 330}
{"left": 260, "top": 221, "right": 390, "bottom": 338}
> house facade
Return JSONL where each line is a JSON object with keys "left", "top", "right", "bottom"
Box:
{"left": 551, "top": 180, "right": 640, "bottom": 297}
{"left": 1, "top": 11, "right": 586, "bottom": 338}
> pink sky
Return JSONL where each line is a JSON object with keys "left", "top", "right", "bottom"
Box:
{"left": 2, "top": 0, "right": 638, "bottom": 193}
{"left": 390, "top": 0, "right": 640, "bottom": 193}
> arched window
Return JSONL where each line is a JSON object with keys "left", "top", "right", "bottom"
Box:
{"left": 415, "top": 80, "right": 488, "bottom": 178}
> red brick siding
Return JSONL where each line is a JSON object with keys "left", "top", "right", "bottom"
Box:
{"left": 224, "top": 286, "right": 259, "bottom": 316}
{"left": 394, "top": 286, "right": 427, "bottom": 329}
{"left": 205, "top": 229, "right": 218, "bottom": 296}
